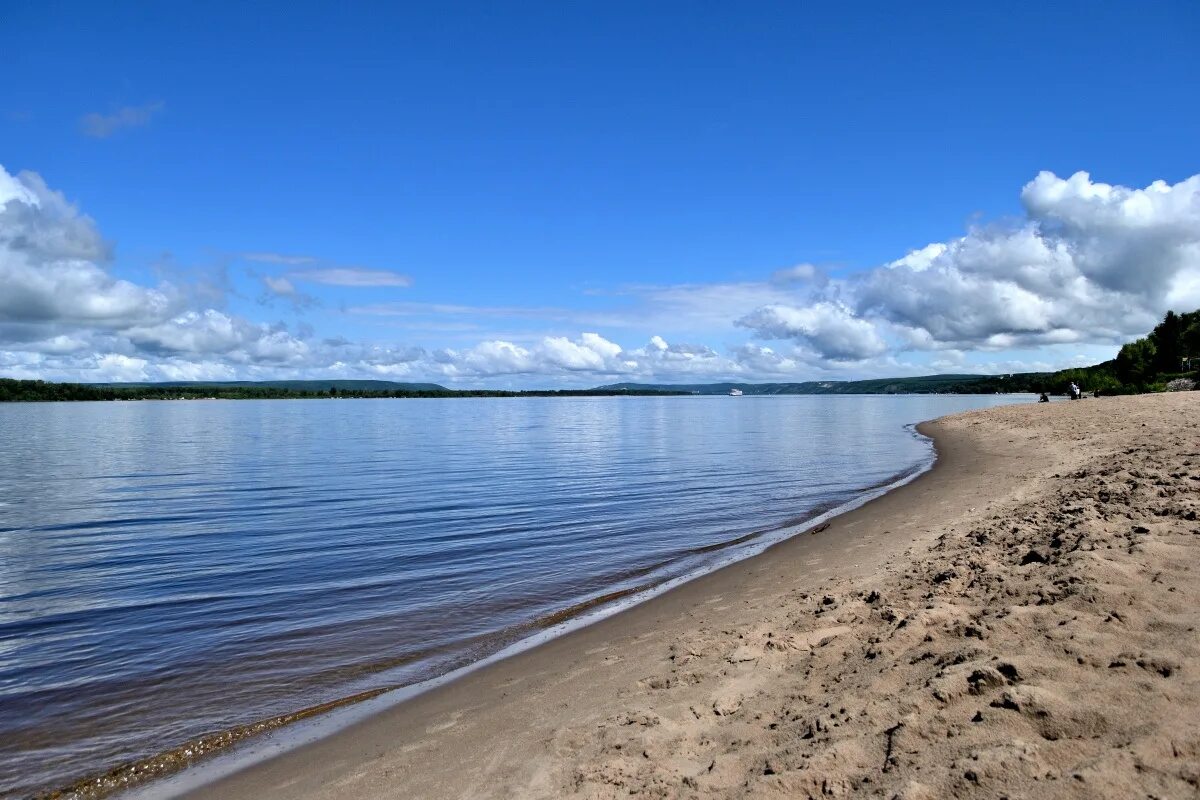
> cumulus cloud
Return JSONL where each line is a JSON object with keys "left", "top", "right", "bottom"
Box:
{"left": 80, "top": 102, "right": 164, "bottom": 138}
{"left": 737, "top": 302, "right": 887, "bottom": 361}
{"left": 0, "top": 169, "right": 743, "bottom": 383}
{"left": 3, "top": 164, "right": 1198, "bottom": 385}
{"left": 422, "top": 333, "right": 760, "bottom": 381}
{"left": 125, "top": 311, "right": 313, "bottom": 364}
{"left": 739, "top": 171, "right": 1200, "bottom": 361}
{"left": 436, "top": 334, "right": 621, "bottom": 377}
{"left": 0, "top": 166, "right": 175, "bottom": 328}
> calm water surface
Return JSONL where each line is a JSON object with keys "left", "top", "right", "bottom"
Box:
{"left": 0, "top": 395, "right": 1028, "bottom": 796}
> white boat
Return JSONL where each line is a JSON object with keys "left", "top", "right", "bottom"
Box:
{"left": 728, "top": 388, "right": 743, "bottom": 396}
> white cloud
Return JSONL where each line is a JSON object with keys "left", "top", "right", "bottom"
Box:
{"left": 125, "top": 310, "right": 312, "bottom": 364}
{"left": 0, "top": 166, "right": 175, "bottom": 328}
{"left": 729, "top": 343, "right": 799, "bottom": 375}
{"left": 245, "top": 254, "right": 412, "bottom": 298}
{"left": 290, "top": 267, "right": 412, "bottom": 287}
{"left": 423, "top": 333, "right": 740, "bottom": 381}
{"left": 263, "top": 275, "right": 296, "bottom": 296}
{"left": 738, "top": 171, "right": 1200, "bottom": 362}
{"left": 885, "top": 242, "right": 946, "bottom": 272}
{"left": 93, "top": 353, "right": 153, "bottom": 381}
{"left": 80, "top": 102, "right": 164, "bottom": 138}
{"left": 736, "top": 301, "right": 888, "bottom": 361}
{"left": 2, "top": 165, "right": 1198, "bottom": 386}
{"left": 770, "top": 263, "right": 828, "bottom": 285}
{"left": 242, "top": 252, "right": 320, "bottom": 266}
{"left": 579, "top": 332, "right": 623, "bottom": 359}
{"left": 257, "top": 272, "right": 320, "bottom": 313}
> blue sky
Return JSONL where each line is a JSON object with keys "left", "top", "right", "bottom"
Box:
{"left": 2, "top": 2, "right": 1199, "bottom": 386}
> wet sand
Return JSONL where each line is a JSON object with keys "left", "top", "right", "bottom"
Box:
{"left": 180, "top": 393, "right": 1199, "bottom": 799}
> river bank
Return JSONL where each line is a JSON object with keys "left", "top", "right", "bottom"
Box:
{"left": 162, "top": 393, "right": 1199, "bottom": 799}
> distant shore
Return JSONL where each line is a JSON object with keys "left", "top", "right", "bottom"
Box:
{"left": 148, "top": 392, "right": 1198, "bottom": 799}
{"left": 0, "top": 368, "right": 1123, "bottom": 403}
{"left": 0, "top": 377, "right": 694, "bottom": 402}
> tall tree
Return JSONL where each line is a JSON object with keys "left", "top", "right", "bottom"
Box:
{"left": 1181, "top": 311, "right": 1200, "bottom": 367}
{"left": 1150, "top": 310, "right": 1183, "bottom": 375}
{"left": 1115, "top": 338, "right": 1157, "bottom": 387}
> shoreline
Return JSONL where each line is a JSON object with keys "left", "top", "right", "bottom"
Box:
{"left": 165, "top": 393, "right": 1198, "bottom": 799}
{"left": 153, "top": 408, "right": 989, "bottom": 798}
{"left": 46, "top": 393, "right": 1200, "bottom": 799}
{"left": 57, "top": 421, "right": 944, "bottom": 800}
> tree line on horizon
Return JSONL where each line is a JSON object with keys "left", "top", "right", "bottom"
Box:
{"left": 0, "top": 381, "right": 689, "bottom": 402}
{"left": 1, "top": 309, "right": 1196, "bottom": 403}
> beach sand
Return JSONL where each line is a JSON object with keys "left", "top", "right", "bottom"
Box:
{"left": 181, "top": 393, "right": 1199, "bottom": 800}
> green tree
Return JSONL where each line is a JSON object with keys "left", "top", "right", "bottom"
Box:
{"left": 1115, "top": 337, "right": 1157, "bottom": 387}
{"left": 1182, "top": 313, "right": 1200, "bottom": 368}
{"left": 1150, "top": 310, "right": 1183, "bottom": 375}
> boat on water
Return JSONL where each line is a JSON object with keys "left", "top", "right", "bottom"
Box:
{"left": 728, "top": 388, "right": 743, "bottom": 396}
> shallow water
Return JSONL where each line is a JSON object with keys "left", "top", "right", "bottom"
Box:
{"left": 0, "top": 394, "right": 1028, "bottom": 797}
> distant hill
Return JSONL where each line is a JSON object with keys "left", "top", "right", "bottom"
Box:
{"left": 596, "top": 374, "right": 1020, "bottom": 395}
{"left": 94, "top": 380, "right": 450, "bottom": 392}
{"left": 602, "top": 308, "right": 1200, "bottom": 397}
{"left": 596, "top": 355, "right": 1195, "bottom": 396}
{"left": 4, "top": 307, "right": 1196, "bottom": 403}
{"left": 0, "top": 378, "right": 687, "bottom": 402}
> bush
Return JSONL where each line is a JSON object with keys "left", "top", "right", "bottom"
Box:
{"left": 1084, "top": 372, "right": 1122, "bottom": 394}
{"left": 1166, "top": 378, "right": 1196, "bottom": 392}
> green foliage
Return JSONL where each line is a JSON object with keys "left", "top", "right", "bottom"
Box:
{"left": 1111, "top": 308, "right": 1200, "bottom": 391}
{"left": 1115, "top": 337, "right": 1158, "bottom": 388}
{"left": 1082, "top": 371, "right": 1122, "bottom": 394}
{"left": 1186, "top": 322, "right": 1200, "bottom": 351}
{"left": 1150, "top": 310, "right": 1183, "bottom": 375}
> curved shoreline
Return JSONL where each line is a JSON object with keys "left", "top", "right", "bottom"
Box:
{"left": 52, "top": 423, "right": 942, "bottom": 800}
{"left": 161, "top": 395, "right": 1200, "bottom": 800}
{"left": 109, "top": 416, "right": 967, "bottom": 800}
{"left": 44, "top": 394, "right": 1200, "bottom": 799}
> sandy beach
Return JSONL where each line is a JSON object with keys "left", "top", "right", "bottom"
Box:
{"left": 177, "top": 393, "right": 1199, "bottom": 800}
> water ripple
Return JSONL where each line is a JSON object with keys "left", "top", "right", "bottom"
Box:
{"left": 0, "top": 394, "right": 1028, "bottom": 798}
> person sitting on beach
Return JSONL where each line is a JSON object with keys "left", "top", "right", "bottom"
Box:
{"left": 1039, "top": 392, "right": 1049, "bottom": 403}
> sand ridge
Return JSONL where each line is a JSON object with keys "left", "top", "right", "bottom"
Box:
{"left": 180, "top": 393, "right": 1199, "bottom": 800}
